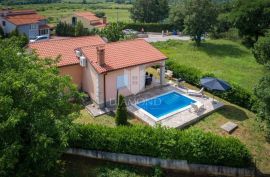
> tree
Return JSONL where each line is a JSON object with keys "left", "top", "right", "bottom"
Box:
{"left": 169, "top": 4, "right": 185, "bottom": 31}
{"left": 0, "top": 37, "right": 82, "bottom": 177}
{"left": 254, "top": 74, "right": 270, "bottom": 137}
{"left": 0, "top": 26, "right": 4, "bottom": 38}
{"left": 115, "top": 95, "right": 128, "bottom": 126}
{"left": 184, "top": 0, "right": 218, "bottom": 46}
{"left": 253, "top": 35, "right": 270, "bottom": 68}
{"left": 75, "top": 21, "right": 89, "bottom": 36}
{"left": 130, "top": 0, "right": 169, "bottom": 23}
{"left": 100, "top": 22, "right": 124, "bottom": 42}
{"left": 95, "top": 11, "right": 106, "bottom": 18}
{"left": 231, "top": 0, "right": 270, "bottom": 46}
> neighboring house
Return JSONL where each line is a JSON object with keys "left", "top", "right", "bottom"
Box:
{"left": 29, "top": 36, "right": 167, "bottom": 108}
{"left": 65, "top": 12, "right": 107, "bottom": 29}
{"left": 0, "top": 9, "right": 50, "bottom": 39}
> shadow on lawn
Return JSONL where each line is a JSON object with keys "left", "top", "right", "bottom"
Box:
{"left": 217, "top": 104, "right": 249, "bottom": 121}
{"left": 198, "top": 42, "right": 249, "bottom": 58}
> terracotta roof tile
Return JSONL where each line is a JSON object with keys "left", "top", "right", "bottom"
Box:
{"left": 28, "top": 36, "right": 106, "bottom": 67}
{"left": 74, "top": 12, "right": 101, "bottom": 22}
{"left": 2, "top": 10, "right": 46, "bottom": 25}
{"left": 80, "top": 39, "right": 167, "bottom": 73}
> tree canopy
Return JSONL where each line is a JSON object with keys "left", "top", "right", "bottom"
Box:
{"left": 100, "top": 22, "right": 124, "bottom": 42}
{"left": 130, "top": 0, "right": 169, "bottom": 23}
{"left": 254, "top": 74, "right": 270, "bottom": 137}
{"left": 231, "top": 0, "right": 270, "bottom": 44}
{"left": 184, "top": 0, "right": 218, "bottom": 45}
{"left": 253, "top": 35, "right": 270, "bottom": 68}
{"left": 0, "top": 37, "right": 82, "bottom": 177}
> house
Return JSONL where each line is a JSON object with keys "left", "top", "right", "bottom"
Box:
{"left": 67, "top": 12, "right": 107, "bottom": 29}
{"left": 0, "top": 9, "right": 50, "bottom": 39}
{"left": 29, "top": 36, "right": 167, "bottom": 108}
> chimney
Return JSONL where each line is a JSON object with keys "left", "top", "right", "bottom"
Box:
{"left": 97, "top": 46, "right": 105, "bottom": 66}
{"left": 102, "top": 17, "right": 107, "bottom": 25}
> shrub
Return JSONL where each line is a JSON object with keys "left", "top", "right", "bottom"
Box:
{"left": 70, "top": 125, "right": 252, "bottom": 168}
{"left": 115, "top": 95, "right": 128, "bottom": 126}
{"left": 123, "top": 23, "right": 176, "bottom": 33}
{"left": 166, "top": 60, "right": 255, "bottom": 110}
{"left": 253, "top": 35, "right": 270, "bottom": 68}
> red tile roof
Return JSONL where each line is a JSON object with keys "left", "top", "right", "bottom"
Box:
{"left": 80, "top": 39, "right": 167, "bottom": 74}
{"left": 74, "top": 12, "right": 101, "bottom": 22}
{"left": 1, "top": 10, "right": 46, "bottom": 25}
{"left": 28, "top": 36, "right": 106, "bottom": 67}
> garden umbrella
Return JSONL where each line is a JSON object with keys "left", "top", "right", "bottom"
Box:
{"left": 200, "top": 77, "right": 231, "bottom": 102}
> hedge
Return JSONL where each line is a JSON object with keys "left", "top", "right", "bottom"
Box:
{"left": 166, "top": 60, "right": 256, "bottom": 110}
{"left": 123, "top": 23, "right": 177, "bottom": 33}
{"left": 69, "top": 125, "right": 252, "bottom": 168}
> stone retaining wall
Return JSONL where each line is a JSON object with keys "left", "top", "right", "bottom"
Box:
{"left": 66, "top": 148, "right": 254, "bottom": 177}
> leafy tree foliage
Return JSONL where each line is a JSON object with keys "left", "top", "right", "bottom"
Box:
{"left": 55, "top": 21, "right": 75, "bottom": 36}
{"left": 254, "top": 74, "right": 270, "bottom": 137}
{"left": 169, "top": 4, "right": 185, "bottom": 31}
{"left": 56, "top": 21, "right": 97, "bottom": 37}
{"left": 0, "top": 37, "right": 82, "bottom": 177}
{"left": 231, "top": 0, "right": 270, "bottom": 45}
{"left": 95, "top": 11, "right": 106, "bottom": 18}
{"left": 75, "top": 21, "right": 90, "bottom": 36}
{"left": 100, "top": 22, "right": 124, "bottom": 42}
{"left": 130, "top": 0, "right": 169, "bottom": 23}
{"left": 0, "top": 26, "right": 4, "bottom": 38}
{"left": 184, "top": 0, "right": 218, "bottom": 46}
{"left": 115, "top": 95, "right": 128, "bottom": 126}
{"left": 253, "top": 35, "right": 270, "bottom": 68}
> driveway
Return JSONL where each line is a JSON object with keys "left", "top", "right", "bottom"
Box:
{"left": 143, "top": 34, "right": 190, "bottom": 43}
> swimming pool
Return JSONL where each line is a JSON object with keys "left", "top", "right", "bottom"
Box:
{"left": 136, "top": 91, "right": 196, "bottom": 121}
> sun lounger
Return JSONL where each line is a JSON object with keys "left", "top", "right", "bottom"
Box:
{"left": 190, "top": 102, "right": 204, "bottom": 112}
{"left": 187, "top": 87, "right": 204, "bottom": 97}
{"left": 165, "top": 70, "right": 173, "bottom": 78}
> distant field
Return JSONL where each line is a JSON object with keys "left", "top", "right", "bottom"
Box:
{"left": 153, "top": 39, "right": 269, "bottom": 92}
{"left": 3, "top": 2, "right": 132, "bottom": 24}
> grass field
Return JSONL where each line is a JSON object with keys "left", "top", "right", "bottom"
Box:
{"left": 3, "top": 2, "right": 132, "bottom": 24}
{"left": 74, "top": 109, "right": 144, "bottom": 127}
{"left": 182, "top": 83, "right": 270, "bottom": 174}
{"left": 153, "top": 39, "right": 269, "bottom": 92}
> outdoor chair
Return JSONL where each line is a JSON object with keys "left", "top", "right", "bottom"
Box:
{"left": 165, "top": 70, "right": 173, "bottom": 79}
{"left": 187, "top": 87, "right": 204, "bottom": 97}
{"left": 190, "top": 102, "right": 204, "bottom": 113}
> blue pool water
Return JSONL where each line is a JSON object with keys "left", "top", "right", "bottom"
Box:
{"left": 137, "top": 91, "right": 196, "bottom": 119}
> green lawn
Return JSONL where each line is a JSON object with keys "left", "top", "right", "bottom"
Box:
{"left": 5, "top": 2, "right": 132, "bottom": 24}
{"left": 177, "top": 83, "right": 269, "bottom": 174}
{"left": 153, "top": 39, "right": 269, "bottom": 92}
{"left": 74, "top": 109, "right": 144, "bottom": 127}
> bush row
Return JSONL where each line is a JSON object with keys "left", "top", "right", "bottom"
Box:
{"left": 166, "top": 60, "right": 256, "bottom": 110}
{"left": 123, "top": 23, "right": 177, "bottom": 32}
{"left": 69, "top": 125, "right": 252, "bottom": 168}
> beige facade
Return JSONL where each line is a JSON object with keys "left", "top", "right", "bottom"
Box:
{"left": 59, "top": 60, "right": 165, "bottom": 108}
{"left": 59, "top": 64, "right": 82, "bottom": 88}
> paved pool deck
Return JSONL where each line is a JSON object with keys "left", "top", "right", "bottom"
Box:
{"left": 126, "top": 85, "right": 224, "bottom": 129}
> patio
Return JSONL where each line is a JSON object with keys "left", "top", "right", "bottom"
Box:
{"left": 126, "top": 85, "right": 224, "bottom": 128}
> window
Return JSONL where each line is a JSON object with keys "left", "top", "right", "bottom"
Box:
{"left": 30, "top": 24, "right": 38, "bottom": 30}
{"left": 39, "top": 29, "right": 49, "bottom": 35}
{"left": 2, "top": 21, "right": 5, "bottom": 26}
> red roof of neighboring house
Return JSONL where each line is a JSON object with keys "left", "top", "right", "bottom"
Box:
{"left": 74, "top": 12, "right": 101, "bottom": 22}
{"left": 80, "top": 39, "right": 167, "bottom": 74}
{"left": 39, "top": 24, "right": 51, "bottom": 29}
{"left": 1, "top": 10, "right": 46, "bottom": 25}
{"left": 28, "top": 36, "right": 106, "bottom": 67}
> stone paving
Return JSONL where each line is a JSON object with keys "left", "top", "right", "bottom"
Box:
{"left": 126, "top": 85, "right": 224, "bottom": 128}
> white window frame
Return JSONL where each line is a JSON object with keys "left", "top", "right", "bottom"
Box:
{"left": 30, "top": 24, "right": 38, "bottom": 30}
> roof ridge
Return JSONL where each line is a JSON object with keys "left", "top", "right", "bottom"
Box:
{"left": 29, "top": 35, "right": 103, "bottom": 45}
{"left": 79, "top": 39, "right": 145, "bottom": 50}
